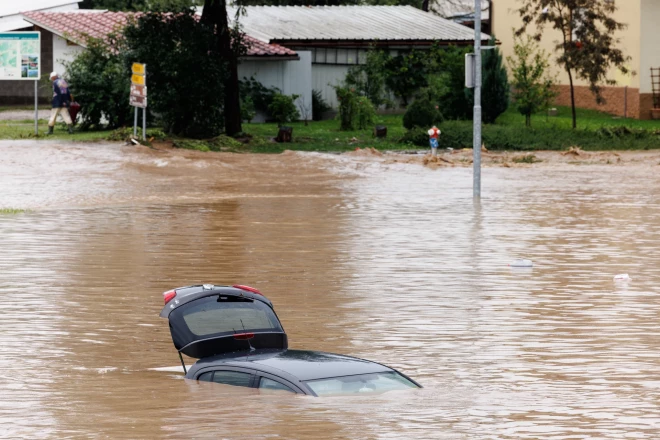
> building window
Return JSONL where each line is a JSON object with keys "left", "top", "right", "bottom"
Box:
{"left": 310, "top": 47, "right": 366, "bottom": 65}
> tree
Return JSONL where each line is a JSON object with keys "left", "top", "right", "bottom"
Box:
{"left": 201, "top": 0, "right": 244, "bottom": 136}
{"left": 79, "top": 0, "right": 200, "bottom": 11}
{"left": 507, "top": 34, "right": 557, "bottom": 127}
{"left": 124, "top": 11, "right": 228, "bottom": 137}
{"left": 516, "top": 0, "right": 631, "bottom": 129}
{"left": 433, "top": 45, "right": 473, "bottom": 120}
{"left": 383, "top": 51, "right": 429, "bottom": 107}
{"left": 481, "top": 36, "right": 509, "bottom": 123}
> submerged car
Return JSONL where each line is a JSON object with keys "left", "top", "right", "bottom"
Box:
{"left": 159, "top": 284, "right": 421, "bottom": 396}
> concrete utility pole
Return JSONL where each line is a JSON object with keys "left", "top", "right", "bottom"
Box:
{"left": 473, "top": 0, "right": 482, "bottom": 199}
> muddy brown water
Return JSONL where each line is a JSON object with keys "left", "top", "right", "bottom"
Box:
{"left": 2, "top": 140, "right": 660, "bottom": 439}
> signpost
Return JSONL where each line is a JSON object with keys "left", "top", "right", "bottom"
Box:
{"left": 130, "top": 63, "right": 147, "bottom": 140}
{"left": 0, "top": 32, "right": 41, "bottom": 135}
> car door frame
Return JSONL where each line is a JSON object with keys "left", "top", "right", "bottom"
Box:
{"left": 194, "top": 366, "right": 258, "bottom": 388}
{"left": 253, "top": 370, "right": 308, "bottom": 395}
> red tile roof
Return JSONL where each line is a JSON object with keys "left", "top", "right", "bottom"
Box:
{"left": 21, "top": 11, "right": 297, "bottom": 57}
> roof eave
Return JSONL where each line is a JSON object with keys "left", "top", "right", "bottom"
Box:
{"left": 240, "top": 54, "right": 299, "bottom": 61}
{"left": 273, "top": 38, "right": 489, "bottom": 47}
{"left": 20, "top": 14, "right": 88, "bottom": 47}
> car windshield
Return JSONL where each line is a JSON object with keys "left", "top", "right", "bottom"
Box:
{"left": 181, "top": 296, "right": 282, "bottom": 336}
{"left": 305, "top": 372, "right": 418, "bottom": 396}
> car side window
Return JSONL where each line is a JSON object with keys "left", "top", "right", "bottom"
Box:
{"left": 258, "top": 377, "right": 295, "bottom": 393}
{"left": 198, "top": 371, "right": 213, "bottom": 382}
{"left": 211, "top": 371, "right": 252, "bottom": 388}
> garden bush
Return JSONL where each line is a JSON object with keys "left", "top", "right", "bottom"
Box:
{"left": 403, "top": 95, "right": 443, "bottom": 130}
{"left": 64, "top": 36, "right": 132, "bottom": 130}
{"left": 268, "top": 94, "right": 300, "bottom": 126}
{"left": 355, "top": 96, "right": 377, "bottom": 130}
{"left": 433, "top": 121, "right": 660, "bottom": 151}
{"left": 335, "top": 86, "right": 357, "bottom": 131}
{"left": 240, "top": 76, "right": 279, "bottom": 118}
{"left": 334, "top": 86, "right": 377, "bottom": 131}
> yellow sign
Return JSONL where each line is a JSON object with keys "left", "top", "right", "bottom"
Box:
{"left": 132, "top": 63, "right": 146, "bottom": 75}
{"left": 131, "top": 74, "right": 146, "bottom": 86}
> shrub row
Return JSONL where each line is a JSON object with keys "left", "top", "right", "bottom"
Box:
{"left": 401, "top": 123, "right": 660, "bottom": 151}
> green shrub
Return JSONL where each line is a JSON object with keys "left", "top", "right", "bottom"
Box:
{"left": 64, "top": 36, "right": 132, "bottom": 130}
{"left": 355, "top": 96, "right": 377, "bottom": 130}
{"left": 312, "top": 89, "right": 331, "bottom": 121}
{"left": 240, "top": 76, "right": 279, "bottom": 117}
{"left": 335, "top": 86, "right": 357, "bottom": 131}
{"left": 399, "top": 127, "right": 429, "bottom": 146}
{"left": 403, "top": 95, "right": 443, "bottom": 130}
{"left": 334, "top": 86, "right": 377, "bottom": 131}
{"left": 268, "top": 94, "right": 300, "bottom": 126}
{"left": 423, "top": 121, "right": 660, "bottom": 151}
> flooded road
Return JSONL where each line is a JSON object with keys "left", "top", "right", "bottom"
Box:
{"left": 1, "top": 140, "right": 660, "bottom": 438}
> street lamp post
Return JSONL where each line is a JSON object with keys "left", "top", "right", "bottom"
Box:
{"left": 473, "top": 0, "right": 482, "bottom": 199}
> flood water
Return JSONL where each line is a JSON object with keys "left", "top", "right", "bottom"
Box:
{"left": 2, "top": 140, "right": 660, "bottom": 438}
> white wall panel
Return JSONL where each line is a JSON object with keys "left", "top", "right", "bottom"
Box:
{"left": 53, "top": 35, "right": 83, "bottom": 77}
{"left": 238, "top": 52, "right": 312, "bottom": 122}
{"left": 312, "top": 64, "right": 350, "bottom": 109}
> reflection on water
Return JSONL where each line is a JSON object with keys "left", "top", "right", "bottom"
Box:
{"left": 1, "top": 141, "right": 660, "bottom": 438}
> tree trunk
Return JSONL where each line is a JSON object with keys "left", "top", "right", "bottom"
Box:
{"left": 202, "top": 0, "right": 242, "bottom": 136}
{"left": 567, "top": 67, "right": 577, "bottom": 129}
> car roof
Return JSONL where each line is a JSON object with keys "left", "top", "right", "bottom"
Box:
{"left": 189, "top": 349, "right": 393, "bottom": 381}
{"left": 189, "top": 349, "right": 394, "bottom": 380}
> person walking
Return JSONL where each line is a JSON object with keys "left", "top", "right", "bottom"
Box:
{"left": 48, "top": 72, "right": 73, "bottom": 135}
{"left": 427, "top": 125, "right": 440, "bottom": 156}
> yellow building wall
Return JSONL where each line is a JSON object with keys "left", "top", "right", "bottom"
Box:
{"left": 640, "top": 0, "right": 660, "bottom": 94}
{"left": 493, "top": 0, "right": 640, "bottom": 87}
{"left": 493, "top": 0, "right": 646, "bottom": 117}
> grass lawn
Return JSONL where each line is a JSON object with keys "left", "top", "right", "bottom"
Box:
{"left": 242, "top": 114, "right": 411, "bottom": 153}
{"left": 496, "top": 106, "right": 660, "bottom": 130}
{"left": 1, "top": 105, "right": 659, "bottom": 152}
{"left": 0, "top": 119, "right": 113, "bottom": 141}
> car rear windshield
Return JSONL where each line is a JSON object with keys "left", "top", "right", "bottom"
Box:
{"left": 305, "top": 372, "right": 418, "bottom": 396}
{"left": 181, "top": 296, "right": 283, "bottom": 336}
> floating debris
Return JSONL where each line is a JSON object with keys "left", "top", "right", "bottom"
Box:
{"left": 510, "top": 259, "right": 533, "bottom": 268}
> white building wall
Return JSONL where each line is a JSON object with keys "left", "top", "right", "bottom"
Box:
{"left": 312, "top": 64, "right": 350, "bottom": 109}
{"left": 640, "top": 0, "right": 660, "bottom": 94}
{"left": 238, "top": 51, "right": 312, "bottom": 122}
{"left": 53, "top": 35, "right": 83, "bottom": 77}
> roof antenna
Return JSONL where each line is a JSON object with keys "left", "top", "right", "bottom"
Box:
{"left": 240, "top": 319, "right": 255, "bottom": 352}
{"left": 178, "top": 350, "right": 187, "bottom": 375}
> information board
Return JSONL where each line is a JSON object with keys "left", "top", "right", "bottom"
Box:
{"left": 0, "top": 32, "right": 41, "bottom": 80}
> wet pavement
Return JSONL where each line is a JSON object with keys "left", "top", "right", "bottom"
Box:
{"left": 1, "top": 140, "right": 660, "bottom": 438}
